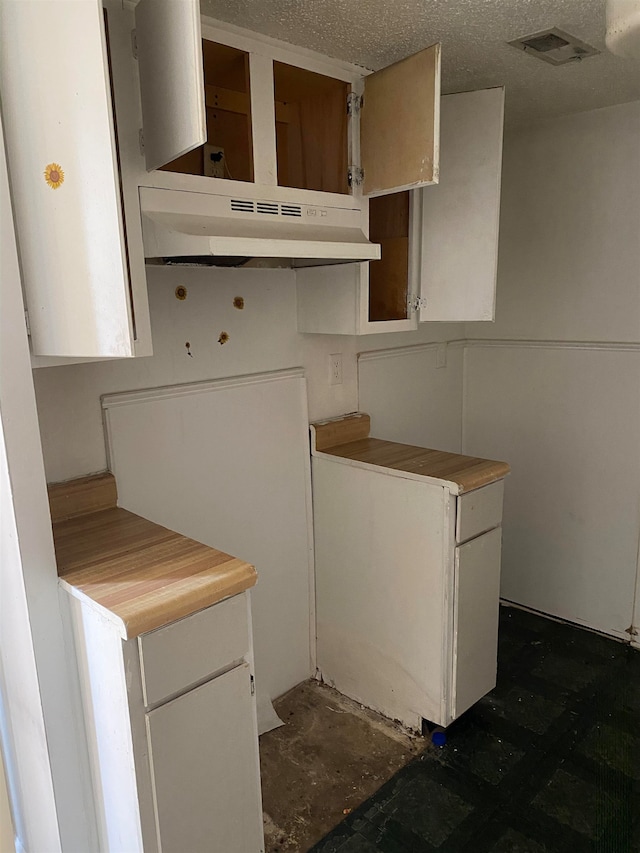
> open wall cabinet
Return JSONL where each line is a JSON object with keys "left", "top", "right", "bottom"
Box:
{"left": 0, "top": 0, "right": 152, "bottom": 360}
{"left": 134, "top": 0, "right": 440, "bottom": 199}
{"left": 297, "top": 86, "right": 505, "bottom": 334}
{"left": 133, "top": 0, "right": 441, "bottom": 265}
{"left": 0, "top": 0, "right": 443, "bottom": 357}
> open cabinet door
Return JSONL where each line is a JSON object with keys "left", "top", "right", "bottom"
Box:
{"left": 0, "top": 0, "right": 135, "bottom": 358}
{"left": 135, "top": 0, "right": 206, "bottom": 172}
{"left": 419, "top": 87, "right": 504, "bottom": 322}
{"left": 361, "top": 44, "right": 441, "bottom": 197}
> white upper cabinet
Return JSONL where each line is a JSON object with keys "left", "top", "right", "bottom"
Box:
{"left": 135, "top": 0, "right": 206, "bottom": 172}
{"left": 0, "top": 0, "right": 151, "bottom": 360}
{"left": 297, "top": 191, "right": 423, "bottom": 335}
{"left": 361, "top": 45, "right": 441, "bottom": 197}
{"left": 298, "top": 86, "right": 504, "bottom": 334}
{"left": 419, "top": 87, "right": 505, "bottom": 322}
{"left": 135, "top": 7, "right": 441, "bottom": 206}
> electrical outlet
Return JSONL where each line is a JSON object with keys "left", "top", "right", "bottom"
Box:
{"left": 329, "top": 353, "right": 343, "bottom": 386}
{"left": 204, "top": 144, "right": 225, "bottom": 178}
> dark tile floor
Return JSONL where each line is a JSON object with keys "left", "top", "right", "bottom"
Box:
{"left": 311, "top": 605, "right": 639, "bottom": 853}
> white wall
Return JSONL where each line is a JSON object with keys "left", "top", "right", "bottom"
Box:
{"left": 346, "top": 101, "right": 640, "bottom": 640}
{"left": 463, "top": 101, "right": 640, "bottom": 638}
{"left": 358, "top": 342, "right": 465, "bottom": 452}
{"left": 33, "top": 265, "right": 462, "bottom": 484}
{"left": 33, "top": 103, "right": 639, "bottom": 642}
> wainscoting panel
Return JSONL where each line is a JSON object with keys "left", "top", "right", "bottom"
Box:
{"left": 463, "top": 341, "right": 640, "bottom": 639}
{"left": 358, "top": 342, "right": 465, "bottom": 451}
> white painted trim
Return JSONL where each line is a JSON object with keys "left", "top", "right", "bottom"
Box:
{"left": 358, "top": 339, "right": 640, "bottom": 363}
{"left": 500, "top": 600, "right": 632, "bottom": 645}
{"left": 199, "top": 16, "right": 369, "bottom": 83}
{"left": 101, "top": 368, "right": 306, "bottom": 409}
{"left": 249, "top": 53, "right": 278, "bottom": 187}
{"left": 465, "top": 338, "right": 640, "bottom": 352}
{"left": 58, "top": 579, "right": 127, "bottom": 640}
{"left": 461, "top": 343, "right": 470, "bottom": 459}
{"left": 357, "top": 340, "right": 466, "bottom": 364}
{"left": 139, "top": 167, "right": 361, "bottom": 208}
{"left": 631, "top": 502, "right": 640, "bottom": 646}
{"left": 299, "top": 406, "right": 318, "bottom": 678}
{"left": 440, "top": 489, "right": 456, "bottom": 725}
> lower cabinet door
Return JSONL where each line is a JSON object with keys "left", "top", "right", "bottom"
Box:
{"left": 146, "top": 662, "right": 263, "bottom": 853}
{"left": 452, "top": 526, "right": 502, "bottom": 719}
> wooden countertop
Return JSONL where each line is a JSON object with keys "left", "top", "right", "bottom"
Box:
{"left": 50, "top": 474, "right": 256, "bottom": 639}
{"left": 311, "top": 413, "right": 510, "bottom": 494}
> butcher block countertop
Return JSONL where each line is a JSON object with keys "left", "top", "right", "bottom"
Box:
{"left": 311, "top": 413, "right": 510, "bottom": 494}
{"left": 49, "top": 473, "right": 257, "bottom": 639}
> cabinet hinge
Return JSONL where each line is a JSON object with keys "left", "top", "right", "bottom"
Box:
{"left": 625, "top": 624, "right": 638, "bottom": 637}
{"left": 347, "top": 92, "right": 363, "bottom": 115}
{"left": 348, "top": 166, "right": 364, "bottom": 188}
{"left": 131, "top": 28, "right": 138, "bottom": 60}
{"left": 24, "top": 310, "right": 31, "bottom": 337}
{"left": 250, "top": 674, "right": 255, "bottom": 695}
{"left": 407, "top": 294, "right": 428, "bottom": 313}
{"left": 138, "top": 129, "right": 145, "bottom": 155}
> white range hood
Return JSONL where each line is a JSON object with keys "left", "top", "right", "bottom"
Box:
{"left": 139, "top": 186, "right": 381, "bottom": 266}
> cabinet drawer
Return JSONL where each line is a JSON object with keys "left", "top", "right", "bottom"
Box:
{"left": 456, "top": 480, "right": 504, "bottom": 543}
{"left": 139, "top": 593, "right": 250, "bottom": 708}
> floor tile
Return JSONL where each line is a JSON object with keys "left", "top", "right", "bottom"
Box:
{"left": 578, "top": 722, "right": 640, "bottom": 780}
{"left": 531, "top": 651, "right": 604, "bottom": 692}
{"left": 489, "top": 827, "right": 555, "bottom": 852}
{"left": 532, "top": 768, "right": 622, "bottom": 840}
{"left": 379, "top": 775, "right": 473, "bottom": 847}
{"left": 477, "top": 683, "right": 567, "bottom": 735}
{"left": 313, "top": 607, "right": 638, "bottom": 853}
{"left": 429, "top": 722, "right": 524, "bottom": 786}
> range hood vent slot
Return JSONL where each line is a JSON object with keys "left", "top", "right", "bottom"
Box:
{"left": 256, "top": 201, "right": 279, "bottom": 215}
{"left": 230, "top": 199, "right": 255, "bottom": 213}
{"left": 508, "top": 27, "right": 600, "bottom": 65}
{"left": 229, "top": 198, "right": 303, "bottom": 218}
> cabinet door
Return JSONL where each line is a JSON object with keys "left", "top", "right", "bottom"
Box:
{"left": 361, "top": 44, "right": 441, "bottom": 197}
{"left": 296, "top": 191, "right": 421, "bottom": 335}
{"left": 135, "top": 0, "right": 206, "bottom": 171}
{"left": 146, "top": 663, "right": 263, "bottom": 853}
{"left": 419, "top": 88, "right": 504, "bottom": 322}
{"left": 0, "top": 0, "right": 135, "bottom": 358}
{"left": 452, "top": 526, "right": 502, "bottom": 719}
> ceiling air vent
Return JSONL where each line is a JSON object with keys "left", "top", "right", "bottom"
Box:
{"left": 508, "top": 27, "right": 600, "bottom": 65}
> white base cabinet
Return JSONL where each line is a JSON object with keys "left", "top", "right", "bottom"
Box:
{"left": 63, "top": 590, "right": 264, "bottom": 853}
{"left": 147, "top": 663, "right": 262, "bottom": 853}
{"left": 312, "top": 448, "right": 506, "bottom": 731}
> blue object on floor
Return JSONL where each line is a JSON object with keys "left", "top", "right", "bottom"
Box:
{"left": 431, "top": 728, "right": 447, "bottom": 746}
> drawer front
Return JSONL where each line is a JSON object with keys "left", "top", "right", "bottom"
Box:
{"left": 139, "top": 593, "right": 250, "bottom": 708}
{"left": 456, "top": 479, "right": 504, "bottom": 543}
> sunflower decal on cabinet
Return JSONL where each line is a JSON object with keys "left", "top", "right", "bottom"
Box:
{"left": 44, "top": 163, "right": 64, "bottom": 189}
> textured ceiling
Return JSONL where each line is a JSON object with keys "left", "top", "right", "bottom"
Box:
{"left": 199, "top": 0, "right": 640, "bottom": 126}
